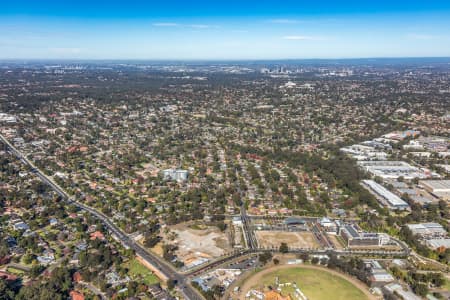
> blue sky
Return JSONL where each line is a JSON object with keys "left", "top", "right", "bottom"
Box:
{"left": 1, "top": 0, "right": 450, "bottom": 59}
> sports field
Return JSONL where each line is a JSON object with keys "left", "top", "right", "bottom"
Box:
{"left": 239, "top": 265, "right": 373, "bottom": 300}
{"left": 255, "top": 231, "right": 319, "bottom": 249}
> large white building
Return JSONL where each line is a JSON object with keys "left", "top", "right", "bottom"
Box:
{"left": 362, "top": 180, "right": 410, "bottom": 210}
{"left": 162, "top": 169, "right": 189, "bottom": 182}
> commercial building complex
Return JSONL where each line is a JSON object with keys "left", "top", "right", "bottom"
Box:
{"left": 364, "top": 260, "right": 395, "bottom": 287}
{"left": 339, "top": 224, "right": 390, "bottom": 248}
{"left": 340, "top": 144, "right": 388, "bottom": 161}
{"left": 358, "top": 161, "right": 429, "bottom": 180}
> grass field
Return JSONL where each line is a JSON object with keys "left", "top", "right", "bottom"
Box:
{"left": 188, "top": 223, "right": 208, "bottom": 230}
{"left": 444, "top": 278, "right": 450, "bottom": 292}
{"left": 125, "top": 259, "right": 160, "bottom": 286}
{"left": 250, "top": 267, "right": 369, "bottom": 300}
{"left": 6, "top": 267, "right": 25, "bottom": 275}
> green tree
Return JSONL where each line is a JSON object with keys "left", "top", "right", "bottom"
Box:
{"left": 166, "top": 279, "right": 175, "bottom": 290}
{"left": 258, "top": 252, "right": 273, "bottom": 265}
{"left": 412, "top": 283, "right": 428, "bottom": 297}
{"left": 279, "top": 242, "right": 288, "bottom": 253}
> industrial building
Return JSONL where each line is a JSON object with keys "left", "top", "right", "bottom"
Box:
{"left": 406, "top": 223, "right": 450, "bottom": 250}
{"left": 405, "top": 223, "right": 447, "bottom": 238}
{"left": 362, "top": 180, "right": 410, "bottom": 210}
{"left": 419, "top": 180, "right": 450, "bottom": 200}
{"left": 357, "top": 161, "right": 429, "bottom": 179}
{"left": 425, "top": 239, "right": 450, "bottom": 250}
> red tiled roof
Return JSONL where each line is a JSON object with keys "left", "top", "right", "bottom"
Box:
{"left": 90, "top": 231, "right": 105, "bottom": 240}
{"left": 73, "top": 271, "right": 82, "bottom": 283}
{"left": 70, "top": 290, "right": 85, "bottom": 300}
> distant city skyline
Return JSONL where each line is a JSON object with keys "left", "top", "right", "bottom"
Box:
{"left": 1, "top": 0, "right": 450, "bottom": 59}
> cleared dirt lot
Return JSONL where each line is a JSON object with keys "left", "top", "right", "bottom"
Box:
{"left": 255, "top": 231, "right": 320, "bottom": 249}
{"left": 327, "top": 234, "right": 344, "bottom": 250}
{"left": 173, "top": 227, "right": 230, "bottom": 257}
{"left": 165, "top": 222, "right": 232, "bottom": 266}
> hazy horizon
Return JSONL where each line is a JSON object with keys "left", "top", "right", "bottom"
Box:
{"left": 2, "top": 57, "right": 450, "bottom": 65}
{"left": 1, "top": 1, "right": 450, "bottom": 60}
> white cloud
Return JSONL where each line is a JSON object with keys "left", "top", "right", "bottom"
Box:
{"left": 189, "top": 24, "right": 211, "bottom": 29}
{"left": 231, "top": 29, "right": 249, "bottom": 33}
{"left": 269, "top": 19, "right": 301, "bottom": 24}
{"left": 152, "top": 23, "right": 216, "bottom": 29}
{"left": 282, "top": 35, "right": 320, "bottom": 40}
{"left": 152, "top": 22, "right": 179, "bottom": 27}
{"left": 406, "top": 33, "right": 437, "bottom": 40}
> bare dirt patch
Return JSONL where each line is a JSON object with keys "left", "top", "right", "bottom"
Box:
{"left": 165, "top": 222, "right": 232, "bottom": 266}
{"left": 150, "top": 242, "right": 164, "bottom": 257}
{"left": 327, "top": 234, "right": 344, "bottom": 250}
{"left": 255, "top": 231, "right": 319, "bottom": 249}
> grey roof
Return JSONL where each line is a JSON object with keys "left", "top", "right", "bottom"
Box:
{"left": 284, "top": 217, "right": 306, "bottom": 225}
{"left": 344, "top": 225, "right": 360, "bottom": 238}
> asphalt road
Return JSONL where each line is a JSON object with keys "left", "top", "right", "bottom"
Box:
{"left": 1, "top": 133, "right": 411, "bottom": 299}
{"left": 0, "top": 134, "right": 203, "bottom": 300}
{"left": 240, "top": 205, "right": 258, "bottom": 249}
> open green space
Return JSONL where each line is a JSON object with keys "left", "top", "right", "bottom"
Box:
{"left": 444, "top": 278, "right": 450, "bottom": 292}
{"left": 6, "top": 267, "right": 26, "bottom": 275}
{"left": 253, "top": 267, "right": 368, "bottom": 300}
{"left": 188, "top": 223, "right": 208, "bottom": 230}
{"left": 125, "top": 259, "right": 160, "bottom": 286}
